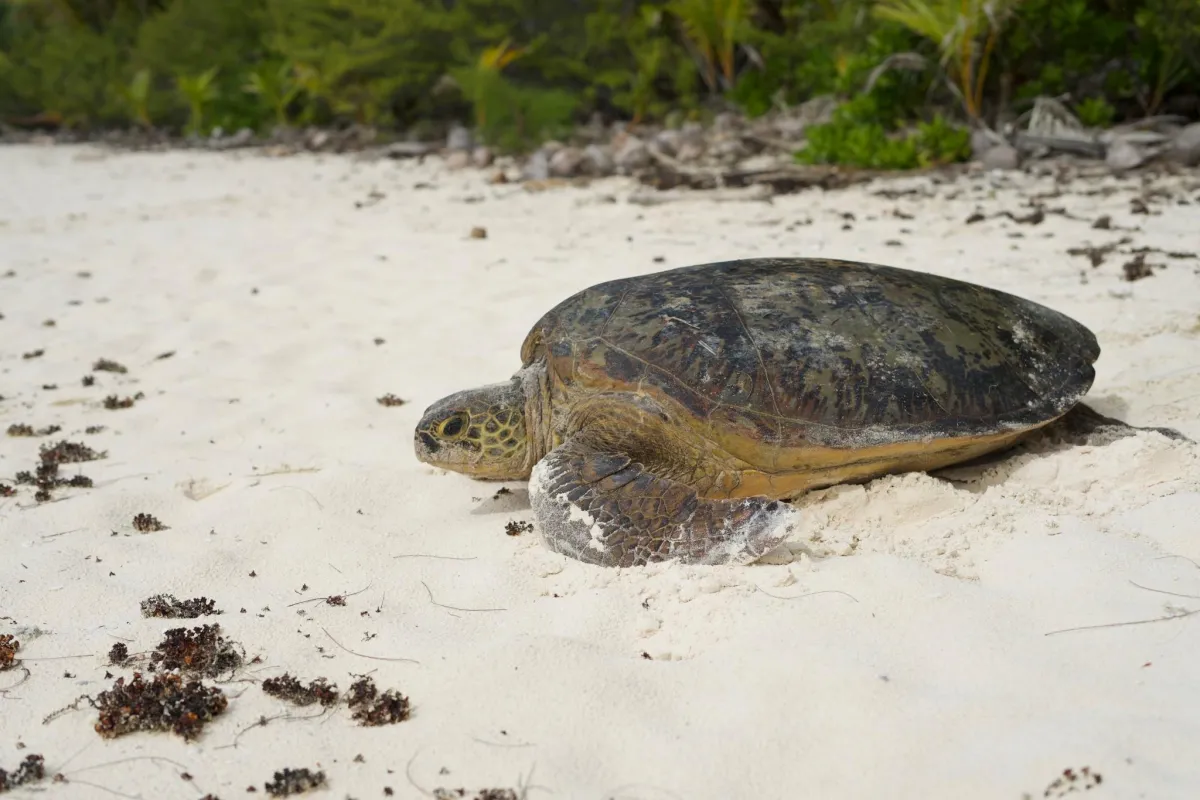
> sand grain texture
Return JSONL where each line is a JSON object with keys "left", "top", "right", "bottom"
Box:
{"left": 2, "top": 145, "right": 1199, "bottom": 799}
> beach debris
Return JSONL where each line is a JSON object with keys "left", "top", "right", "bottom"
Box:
{"left": 22, "top": 350, "right": 44, "bottom": 359}
{"left": 261, "top": 674, "right": 340, "bottom": 707}
{"left": 469, "top": 226, "right": 487, "bottom": 239}
{"left": 9, "top": 440, "right": 103, "bottom": 502}
{"left": 92, "top": 358, "right": 128, "bottom": 374}
{"left": 1121, "top": 252, "right": 1155, "bottom": 281}
{"left": 94, "top": 672, "right": 228, "bottom": 741}
{"left": 0, "top": 636, "right": 19, "bottom": 670}
{"left": 264, "top": 768, "right": 326, "bottom": 797}
{"left": 140, "top": 594, "right": 221, "bottom": 618}
{"left": 354, "top": 189, "right": 386, "bottom": 209}
{"left": 0, "top": 754, "right": 45, "bottom": 792}
{"left": 504, "top": 520, "right": 534, "bottom": 536}
{"left": 149, "top": 624, "right": 244, "bottom": 678}
{"left": 40, "top": 440, "right": 105, "bottom": 464}
{"left": 107, "top": 643, "right": 129, "bottom": 666}
{"left": 132, "top": 513, "right": 167, "bottom": 532}
{"left": 103, "top": 392, "right": 143, "bottom": 410}
{"left": 82, "top": 375, "right": 95, "bottom": 386}
{"left": 1042, "top": 766, "right": 1102, "bottom": 797}
{"left": 6, "top": 424, "right": 61, "bottom": 437}
{"left": 1066, "top": 236, "right": 1134, "bottom": 268}
{"left": 433, "top": 789, "right": 519, "bottom": 800}
{"left": 376, "top": 393, "right": 407, "bottom": 407}
{"left": 346, "top": 676, "right": 410, "bottom": 726}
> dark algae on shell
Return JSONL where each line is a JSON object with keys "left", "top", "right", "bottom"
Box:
{"left": 527, "top": 257, "right": 1099, "bottom": 448}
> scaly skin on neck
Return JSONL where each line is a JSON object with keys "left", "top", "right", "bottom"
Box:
{"left": 413, "top": 363, "right": 552, "bottom": 481}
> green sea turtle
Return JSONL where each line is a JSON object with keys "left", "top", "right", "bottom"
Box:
{"left": 414, "top": 257, "right": 1099, "bottom": 567}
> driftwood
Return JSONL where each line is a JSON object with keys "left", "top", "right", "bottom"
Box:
{"left": 637, "top": 144, "right": 876, "bottom": 194}
{"left": 1013, "top": 132, "right": 1106, "bottom": 158}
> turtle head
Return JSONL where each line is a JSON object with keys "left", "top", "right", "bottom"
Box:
{"left": 414, "top": 377, "right": 531, "bottom": 480}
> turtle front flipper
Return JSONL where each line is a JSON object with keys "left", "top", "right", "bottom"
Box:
{"left": 528, "top": 438, "right": 798, "bottom": 567}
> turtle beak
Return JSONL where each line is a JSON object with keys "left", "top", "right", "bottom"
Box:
{"left": 414, "top": 429, "right": 440, "bottom": 459}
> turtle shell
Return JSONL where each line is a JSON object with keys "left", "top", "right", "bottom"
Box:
{"left": 520, "top": 258, "right": 1099, "bottom": 451}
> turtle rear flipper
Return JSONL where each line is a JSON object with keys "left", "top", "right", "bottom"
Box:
{"left": 529, "top": 439, "right": 798, "bottom": 567}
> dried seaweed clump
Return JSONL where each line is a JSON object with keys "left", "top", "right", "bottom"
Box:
{"left": 132, "top": 513, "right": 168, "bottom": 532}
{"left": 1044, "top": 767, "right": 1103, "bottom": 797}
{"left": 376, "top": 394, "right": 407, "bottom": 407}
{"left": 94, "top": 672, "right": 227, "bottom": 742}
{"left": 140, "top": 594, "right": 220, "bottom": 619}
{"left": 504, "top": 520, "right": 534, "bottom": 536}
{"left": 0, "top": 754, "right": 45, "bottom": 792}
{"left": 92, "top": 358, "right": 128, "bottom": 374}
{"left": 149, "top": 624, "right": 244, "bottom": 678}
{"left": 39, "top": 440, "right": 106, "bottom": 464}
{"left": 103, "top": 394, "right": 143, "bottom": 410}
{"left": 264, "top": 768, "right": 326, "bottom": 797}
{"left": 261, "top": 674, "right": 340, "bottom": 707}
{"left": 0, "top": 635, "right": 18, "bottom": 670}
{"left": 346, "top": 676, "right": 410, "bottom": 726}
{"left": 108, "top": 643, "right": 129, "bottom": 666}
{"left": 433, "top": 789, "right": 518, "bottom": 800}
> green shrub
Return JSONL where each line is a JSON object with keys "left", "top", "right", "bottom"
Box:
{"left": 1074, "top": 96, "right": 1116, "bottom": 128}
{"left": 1, "top": 0, "right": 1196, "bottom": 141}
{"left": 175, "top": 67, "right": 220, "bottom": 135}
{"left": 584, "top": 4, "right": 699, "bottom": 122}
{"left": 730, "top": 1, "right": 929, "bottom": 122}
{"left": 874, "top": 0, "right": 1023, "bottom": 122}
{"left": 266, "top": 0, "right": 452, "bottom": 126}
{"left": 134, "top": 0, "right": 271, "bottom": 131}
{"left": 1002, "top": 0, "right": 1198, "bottom": 118}
{"left": 449, "top": 41, "right": 577, "bottom": 151}
{"left": 0, "top": 17, "right": 128, "bottom": 125}
{"left": 244, "top": 62, "right": 302, "bottom": 127}
{"left": 1133, "top": 0, "right": 1200, "bottom": 114}
{"left": 797, "top": 97, "right": 970, "bottom": 169}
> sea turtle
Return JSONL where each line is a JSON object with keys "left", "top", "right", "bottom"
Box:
{"left": 414, "top": 257, "right": 1099, "bottom": 567}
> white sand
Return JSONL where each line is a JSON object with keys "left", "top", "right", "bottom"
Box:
{"left": 2, "top": 143, "right": 1199, "bottom": 800}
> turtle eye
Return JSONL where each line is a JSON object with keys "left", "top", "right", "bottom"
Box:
{"left": 437, "top": 412, "right": 469, "bottom": 439}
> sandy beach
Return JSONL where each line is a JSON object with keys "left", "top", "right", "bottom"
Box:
{"left": 2, "top": 143, "right": 1199, "bottom": 800}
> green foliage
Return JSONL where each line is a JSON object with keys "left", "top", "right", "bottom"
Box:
{"left": 0, "top": 13, "right": 128, "bottom": 124}
{"left": 729, "top": 1, "right": 929, "bottom": 121}
{"left": 583, "top": 4, "right": 699, "bottom": 121}
{"left": 874, "top": 0, "right": 1023, "bottom": 120}
{"left": 1075, "top": 96, "right": 1116, "bottom": 128}
{"left": 266, "top": 0, "right": 455, "bottom": 126}
{"left": 244, "top": 62, "right": 301, "bottom": 127}
{"left": 1004, "top": 0, "right": 1200, "bottom": 118}
{"left": 120, "top": 67, "right": 152, "bottom": 127}
{"left": 175, "top": 66, "right": 219, "bottom": 135}
{"left": 0, "top": 0, "right": 1197, "bottom": 141}
{"left": 1133, "top": 0, "right": 1200, "bottom": 114}
{"left": 134, "top": 0, "right": 270, "bottom": 130}
{"left": 797, "top": 96, "right": 970, "bottom": 169}
{"left": 670, "top": 0, "right": 750, "bottom": 92}
{"left": 449, "top": 40, "right": 577, "bottom": 151}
